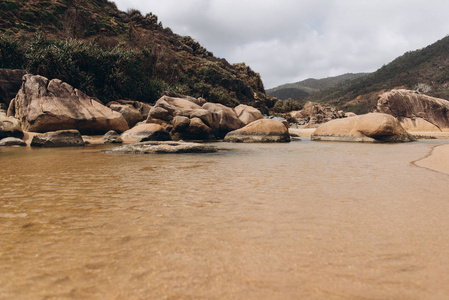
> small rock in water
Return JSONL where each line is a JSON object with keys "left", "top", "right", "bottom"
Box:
{"left": 100, "top": 141, "right": 217, "bottom": 154}
{"left": 0, "top": 137, "right": 26, "bottom": 147}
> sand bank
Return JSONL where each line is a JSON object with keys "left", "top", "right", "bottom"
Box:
{"left": 415, "top": 144, "right": 449, "bottom": 175}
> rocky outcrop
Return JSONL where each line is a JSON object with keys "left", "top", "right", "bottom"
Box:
{"left": 0, "top": 137, "right": 26, "bottom": 147}
{"left": 103, "top": 130, "right": 123, "bottom": 144}
{"left": 30, "top": 130, "right": 85, "bottom": 147}
{"left": 146, "top": 94, "right": 263, "bottom": 140}
{"left": 109, "top": 104, "right": 143, "bottom": 128}
{"left": 101, "top": 141, "right": 217, "bottom": 154}
{"left": 107, "top": 99, "right": 152, "bottom": 119}
{"left": 8, "top": 74, "right": 129, "bottom": 134}
{"left": 201, "top": 102, "right": 243, "bottom": 138}
{"left": 376, "top": 89, "right": 449, "bottom": 131}
{"left": 0, "top": 111, "right": 23, "bottom": 139}
{"left": 311, "top": 113, "right": 416, "bottom": 143}
{"left": 234, "top": 104, "right": 264, "bottom": 125}
{"left": 291, "top": 101, "right": 346, "bottom": 127}
{"left": 121, "top": 123, "right": 172, "bottom": 143}
{"left": 224, "top": 119, "right": 291, "bottom": 143}
{"left": 0, "top": 69, "right": 27, "bottom": 109}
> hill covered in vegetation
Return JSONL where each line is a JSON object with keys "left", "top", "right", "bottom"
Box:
{"left": 0, "top": 0, "right": 270, "bottom": 109}
{"left": 267, "top": 73, "right": 368, "bottom": 101}
{"left": 309, "top": 35, "right": 449, "bottom": 114}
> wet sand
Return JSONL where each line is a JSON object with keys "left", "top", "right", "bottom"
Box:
{"left": 415, "top": 144, "right": 449, "bottom": 175}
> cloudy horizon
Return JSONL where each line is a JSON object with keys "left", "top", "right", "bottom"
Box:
{"left": 113, "top": 0, "right": 449, "bottom": 89}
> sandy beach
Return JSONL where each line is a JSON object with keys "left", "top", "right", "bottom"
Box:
{"left": 415, "top": 144, "right": 449, "bottom": 175}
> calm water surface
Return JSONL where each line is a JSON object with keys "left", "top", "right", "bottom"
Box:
{"left": 1, "top": 139, "right": 449, "bottom": 299}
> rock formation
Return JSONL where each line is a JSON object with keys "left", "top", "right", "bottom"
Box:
{"left": 311, "top": 113, "right": 416, "bottom": 143}
{"left": 376, "top": 89, "right": 449, "bottom": 131}
{"left": 109, "top": 104, "right": 143, "bottom": 128}
{"left": 234, "top": 104, "right": 264, "bottom": 125}
{"left": 8, "top": 74, "right": 129, "bottom": 134}
{"left": 31, "top": 130, "right": 85, "bottom": 147}
{"left": 103, "top": 130, "right": 123, "bottom": 144}
{"left": 290, "top": 101, "right": 346, "bottom": 127}
{"left": 224, "top": 119, "right": 291, "bottom": 143}
{"left": 0, "top": 111, "right": 23, "bottom": 139}
{"left": 146, "top": 93, "right": 263, "bottom": 140}
{"left": 121, "top": 123, "right": 172, "bottom": 143}
{"left": 0, "top": 137, "right": 26, "bottom": 147}
{"left": 101, "top": 141, "right": 217, "bottom": 154}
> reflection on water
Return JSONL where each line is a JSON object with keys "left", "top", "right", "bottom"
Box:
{"left": 1, "top": 139, "right": 449, "bottom": 299}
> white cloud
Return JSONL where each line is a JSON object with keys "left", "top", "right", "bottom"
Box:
{"left": 113, "top": 0, "right": 449, "bottom": 88}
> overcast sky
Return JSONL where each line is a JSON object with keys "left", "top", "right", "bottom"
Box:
{"left": 113, "top": 0, "right": 449, "bottom": 89}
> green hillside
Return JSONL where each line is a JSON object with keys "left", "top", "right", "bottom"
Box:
{"left": 0, "top": 0, "right": 269, "bottom": 109}
{"left": 267, "top": 73, "right": 368, "bottom": 100}
{"left": 311, "top": 35, "right": 449, "bottom": 113}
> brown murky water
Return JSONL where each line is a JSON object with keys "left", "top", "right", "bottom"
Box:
{"left": 1, "top": 139, "right": 449, "bottom": 300}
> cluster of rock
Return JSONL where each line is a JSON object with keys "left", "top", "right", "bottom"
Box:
{"left": 290, "top": 101, "right": 351, "bottom": 127}
{"left": 145, "top": 92, "right": 264, "bottom": 140}
{"left": 1, "top": 73, "right": 293, "bottom": 149}
{"left": 376, "top": 89, "right": 449, "bottom": 132}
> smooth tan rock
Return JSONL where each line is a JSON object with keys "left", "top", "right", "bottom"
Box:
{"left": 30, "top": 130, "right": 85, "bottom": 147}
{"left": 311, "top": 113, "right": 416, "bottom": 143}
{"left": 109, "top": 104, "right": 143, "bottom": 128}
{"left": 0, "top": 113, "right": 23, "bottom": 139}
{"left": 224, "top": 119, "right": 291, "bottom": 143}
{"left": 234, "top": 104, "right": 264, "bottom": 125}
{"left": 202, "top": 102, "right": 242, "bottom": 137}
{"left": 121, "top": 124, "right": 171, "bottom": 143}
{"left": 0, "top": 137, "right": 26, "bottom": 147}
{"left": 8, "top": 74, "right": 129, "bottom": 134}
{"left": 376, "top": 89, "right": 449, "bottom": 131}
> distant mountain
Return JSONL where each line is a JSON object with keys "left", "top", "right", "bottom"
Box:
{"left": 0, "top": 0, "right": 268, "bottom": 109}
{"left": 311, "top": 35, "right": 449, "bottom": 114}
{"left": 266, "top": 73, "right": 369, "bottom": 100}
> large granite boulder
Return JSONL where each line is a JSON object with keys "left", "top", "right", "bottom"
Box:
{"left": 234, "top": 104, "right": 264, "bottom": 125}
{"left": 376, "top": 89, "right": 449, "bottom": 131}
{"left": 202, "top": 102, "right": 243, "bottom": 138}
{"left": 224, "top": 119, "right": 291, "bottom": 143}
{"left": 311, "top": 113, "right": 416, "bottom": 143}
{"left": 101, "top": 141, "right": 217, "bottom": 154}
{"left": 0, "top": 137, "right": 26, "bottom": 147}
{"left": 8, "top": 74, "right": 129, "bottom": 134}
{"left": 0, "top": 111, "right": 23, "bottom": 139}
{"left": 30, "top": 130, "right": 85, "bottom": 147}
{"left": 121, "top": 123, "right": 172, "bottom": 143}
{"left": 0, "top": 69, "right": 27, "bottom": 109}
{"left": 147, "top": 93, "right": 263, "bottom": 140}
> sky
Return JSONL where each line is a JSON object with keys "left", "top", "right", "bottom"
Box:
{"left": 113, "top": 0, "right": 449, "bottom": 89}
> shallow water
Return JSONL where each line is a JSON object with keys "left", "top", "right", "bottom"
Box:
{"left": 1, "top": 139, "right": 449, "bottom": 299}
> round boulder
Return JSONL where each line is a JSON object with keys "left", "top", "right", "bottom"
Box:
{"left": 121, "top": 124, "right": 172, "bottom": 143}
{"left": 31, "top": 130, "right": 85, "bottom": 147}
{"left": 224, "top": 119, "right": 291, "bottom": 143}
{"left": 311, "top": 113, "right": 416, "bottom": 143}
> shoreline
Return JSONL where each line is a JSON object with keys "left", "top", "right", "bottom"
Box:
{"left": 414, "top": 144, "right": 449, "bottom": 175}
